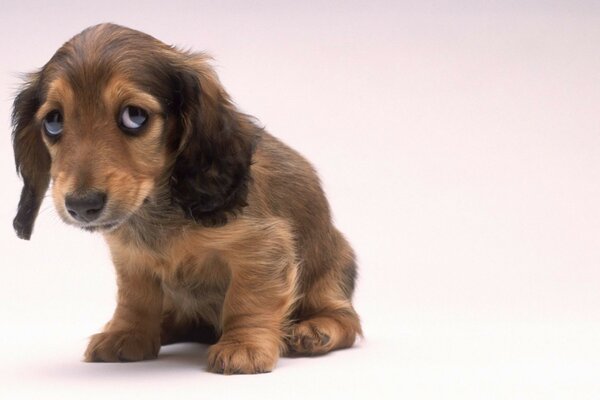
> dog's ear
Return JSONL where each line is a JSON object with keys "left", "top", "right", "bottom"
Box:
{"left": 169, "top": 56, "right": 260, "bottom": 226}
{"left": 12, "top": 72, "right": 51, "bottom": 240}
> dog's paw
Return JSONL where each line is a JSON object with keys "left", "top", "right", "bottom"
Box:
{"left": 84, "top": 330, "right": 160, "bottom": 362}
{"left": 207, "top": 340, "right": 278, "bottom": 374}
{"left": 287, "top": 320, "right": 332, "bottom": 355}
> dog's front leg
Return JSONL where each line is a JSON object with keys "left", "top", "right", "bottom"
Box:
{"left": 85, "top": 264, "right": 163, "bottom": 362}
{"left": 207, "top": 221, "right": 298, "bottom": 374}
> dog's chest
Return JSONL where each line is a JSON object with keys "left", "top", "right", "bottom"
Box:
{"left": 160, "top": 255, "right": 231, "bottom": 327}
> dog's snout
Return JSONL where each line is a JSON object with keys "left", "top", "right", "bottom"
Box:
{"left": 65, "top": 191, "right": 107, "bottom": 222}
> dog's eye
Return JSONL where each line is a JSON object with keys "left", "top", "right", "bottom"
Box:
{"left": 43, "top": 110, "right": 63, "bottom": 137}
{"left": 120, "top": 106, "right": 148, "bottom": 132}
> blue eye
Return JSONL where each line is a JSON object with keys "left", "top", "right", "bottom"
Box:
{"left": 43, "top": 110, "right": 63, "bottom": 137}
{"left": 120, "top": 106, "right": 148, "bottom": 132}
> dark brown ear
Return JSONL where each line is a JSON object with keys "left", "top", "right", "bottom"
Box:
{"left": 12, "top": 72, "right": 51, "bottom": 240}
{"left": 169, "top": 56, "right": 260, "bottom": 226}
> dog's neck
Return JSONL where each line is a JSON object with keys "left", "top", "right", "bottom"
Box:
{"left": 106, "top": 182, "right": 190, "bottom": 251}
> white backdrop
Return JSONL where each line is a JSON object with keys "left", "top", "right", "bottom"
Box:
{"left": 1, "top": 1, "right": 599, "bottom": 399}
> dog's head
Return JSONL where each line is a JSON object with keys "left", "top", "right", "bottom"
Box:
{"left": 12, "top": 23, "right": 259, "bottom": 239}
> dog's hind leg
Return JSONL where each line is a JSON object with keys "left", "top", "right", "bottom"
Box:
{"left": 287, "top": 236, "right": 362, "bottom": 355}
{"left": 287, "top": 305, "right": 361, "bottom": 355}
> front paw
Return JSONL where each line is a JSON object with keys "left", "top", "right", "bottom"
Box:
{"left": 85, "top": 330, "right": 160, "bottom": 362}
{"left": 207, "top": 340, "right": 279, "bottom": 374}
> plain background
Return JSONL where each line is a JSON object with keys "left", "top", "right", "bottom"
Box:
{"left": 1, "top": 1, "right": 599, "bottom": 398}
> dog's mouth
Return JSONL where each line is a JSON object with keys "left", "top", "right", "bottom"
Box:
{"left": 81, "top": 220, "right": 122, "bottom": 233}
{"left": 67, "top": 208, "right": 132, "bottom": 233}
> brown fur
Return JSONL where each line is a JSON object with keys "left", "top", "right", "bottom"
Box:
{"left": 11, "top": 23, "right": 361, "bottom": 374}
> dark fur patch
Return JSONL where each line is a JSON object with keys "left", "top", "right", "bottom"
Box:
{"left": 12, "top": 72, "right": 51, "bottom": 240}
{"left": 169, "top": 70, "right": 261, "bottom": 226}
{"left": 13, "top": 184, "right": 41, "bottom": 240}
{"left": 160, "top": 311, "right": 220, "bottom": 345}
{"left": 340, "top": 261, "right": 358, "bottom": 298}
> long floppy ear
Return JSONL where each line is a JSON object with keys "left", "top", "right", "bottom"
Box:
{"left": 12, "top": 72, "right": 51, "bottom": 240}
{"left": 169, "top": 56, "right": 260, "bottom": 226}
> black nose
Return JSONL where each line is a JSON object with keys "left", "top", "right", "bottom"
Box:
{"left": 65, "top": 191, "right": 107, "bottom": 222}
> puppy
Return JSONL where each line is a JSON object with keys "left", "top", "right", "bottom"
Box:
{"left": 12, "top": 23, "right": 361, "bottom": 374}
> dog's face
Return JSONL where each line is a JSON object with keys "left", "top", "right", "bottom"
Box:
{"left": 12, "top": 24, "right": 258, "bottom": 239}
{"left": 40, "top": 73, "right": 169, "bottom": 231}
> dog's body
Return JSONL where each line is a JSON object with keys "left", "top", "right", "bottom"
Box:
{"left": 12, "top": 24, "right": 361, "bottom": 374}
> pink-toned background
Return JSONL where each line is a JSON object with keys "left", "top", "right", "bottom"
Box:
{"left": 1, "top": 1, "right": 599, "bottom": 398}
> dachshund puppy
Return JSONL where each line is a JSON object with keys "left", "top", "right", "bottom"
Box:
{"left": 12, "top": 23, "right": 361, "bottom": 374}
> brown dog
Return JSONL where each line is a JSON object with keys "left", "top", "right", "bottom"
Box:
{"left": 11, "top": 23, "right": 361, "bottom": 374}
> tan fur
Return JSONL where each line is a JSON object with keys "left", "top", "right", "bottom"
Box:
{"left": 12, "top": 24, "right": 361, "bottom": 374}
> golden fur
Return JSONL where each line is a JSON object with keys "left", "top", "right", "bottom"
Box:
{"left": 12, "top": 23, "right": 361, "bottom": 374}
